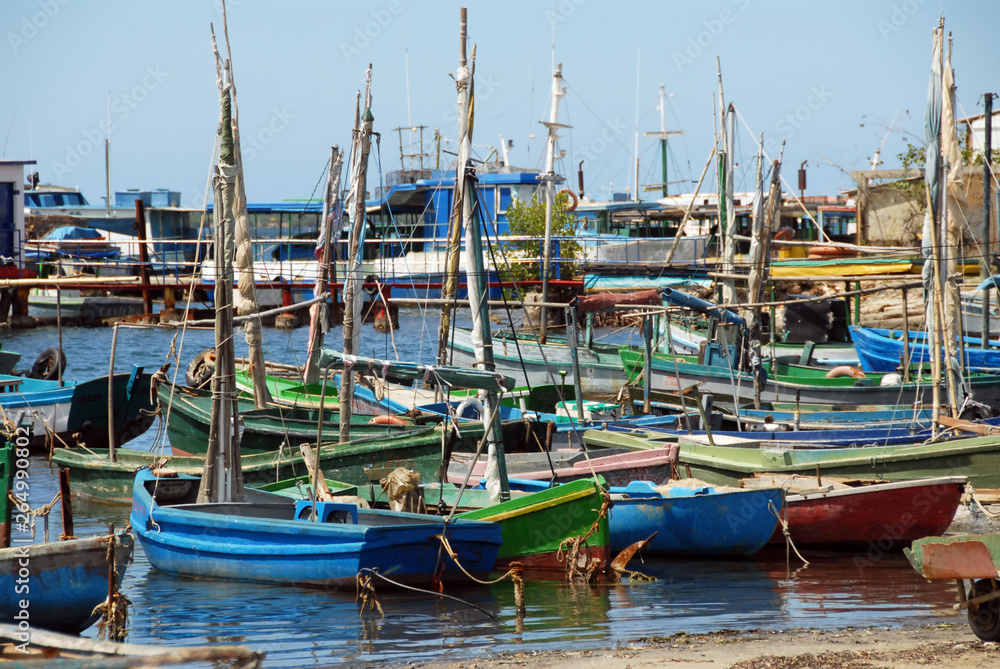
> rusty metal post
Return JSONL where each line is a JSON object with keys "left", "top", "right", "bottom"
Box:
{"left": 59, "top": 468, "right": 74, "bottom": 538}
{"left": 134, "top": 199, "right": 153, "bottom": 315}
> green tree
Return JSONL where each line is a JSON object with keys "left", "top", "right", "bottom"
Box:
{"left": 497, "top": 191, "right": 583, "bottom": 287}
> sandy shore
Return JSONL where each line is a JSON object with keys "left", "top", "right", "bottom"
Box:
{"left": 412, "top": 624, "right": 999, "bottom": 669}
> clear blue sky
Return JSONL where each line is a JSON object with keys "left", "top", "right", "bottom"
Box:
{"left": 2, "top": 0, "right": 995, "bottom": 208}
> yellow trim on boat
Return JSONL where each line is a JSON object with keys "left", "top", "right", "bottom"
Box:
{"left": 472, "top": 485, "right": 597, "bottom": 522}
{"left": 770, "top": 262, "right": 914, "bottom": 278}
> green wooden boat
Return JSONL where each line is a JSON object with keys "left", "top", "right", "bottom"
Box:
{"left": 159, "top": 382, "right": 426, "bottom": 455}
{"left": 51, "top": 426, "right": 459, "bottom": 505}
{"left": 254, "top": 473, "right": 611, "bottom": 580}
{"left": 458, "top": 477, "right": 610, "bottom": 577}
{"left": 620, "top": 346, "right": 1000, "bottom": 410}
{"left": 583, "top": 428, "right": 1000, "bottom": 489}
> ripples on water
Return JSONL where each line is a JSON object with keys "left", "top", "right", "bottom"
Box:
{"left": 5, "top": 313, "right": 963, "bottom": 667}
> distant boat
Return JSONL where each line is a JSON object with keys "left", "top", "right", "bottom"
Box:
{"left": 584, "top": 427, "right": 1000, "bottom": 490}
{"left": 1, "top": 369, "right": 156, "bottom": 452}
{"left": 446, "top": 446, "right": 679, "bottom": 488}
{"left": 851, "top": 324, "right": 1000, "bottom": 373}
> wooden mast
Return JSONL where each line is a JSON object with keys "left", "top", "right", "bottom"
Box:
{"left": 303, "top": 146, "right": 343, "bottom": 385}
{"left": 340, "top": 67, "right": 375, "bottom": 444}
{"left": 199, "top": 23, "right": 242, "bottom": 504}
{"left": 221, "top": 0, "right": 270, "bottom": 410}
{"left": 435, "top": 7, "right": 470, "bottom": 371}
{"left": 539, "top": 64, "right": 568, "bottom": 344}
{"left": 455, "top": 10, "right": 510, "bottom": 503}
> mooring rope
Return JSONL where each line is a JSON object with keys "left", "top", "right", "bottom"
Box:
{"left": 556, "top": 492, "right": 611, "bottom": 582}
{"left": 768, "top": 499, "right": 810, "bottom": 568}
{"left": 355, "top": 568, "right": 501, "bottom": 620}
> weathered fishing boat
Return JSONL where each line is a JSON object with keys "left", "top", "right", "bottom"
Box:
{"left": 447, "top": 327, "right": 632, "bottom": 399}
{"left": 0, "top": 623, "right": 258, "bottom": 666}
{"left": 607, "top": 480, "right": 782, "bottom": 557}
{"left": 446, "top": 446, "right": 678, "bottom": 488}
{"left": 132, "top": 469, "right": 501, "bottom": 588}
{"left": 0, "top": 532, "right": 134, "bottom": 634}
{"left": 665, "top": 317, "right": 859, "bottom": 367}
{"left": 619, "top": 346, "right": 1000, "bottom": 410}
{"left": 584, "top": 428, "right": 1000, "bottom": 489}
{"left": 748, "top": 475, "right": 968, "bottom": 549}
{"left": 0, "top": 345, "right": 19, "bottom": 375}
{"left": 455, "top": 477, "right": 610, "bottom": 576}
{"left": 851, "top": 324, "right": 1000, "bottom": 373}
{"left": 1, "top": 369, "right": 155, "bottom": 452}
{"left": 231, "top": 365, "right": 410, "bottom": 414}
{"left": 905, "top": 532, "right": 1000, "bottom": 641}
{"left": 0, "top": 442, "right": 134, "bottom": 634}
{"left": 52, "top": 426, "right": 453, "bottom": 504}
{"left": 612, "top": 416, "right": 1000, "bottom": 448}
{"left": 158, "top": 381, "right": 425, "bottom": 455}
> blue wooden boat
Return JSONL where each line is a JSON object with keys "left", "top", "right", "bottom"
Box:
{"left": 1, "top": 437, "right": 134, "bottom": 634}
{"left": 131, "top": 469, "right": 502, "bottom": 588}
{"left": 851, "top": 324, "right": 1000, "bottom": 373}
{"left": 0, "top": 532, "right": 133, "bottom": 634}
{"left": 607, "top": 481, "right": 782, "bottom": 557}
{"left": 504, "top": 478, "right": 782, "bottom": 557}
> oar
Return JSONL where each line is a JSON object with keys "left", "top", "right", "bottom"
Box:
{"left": 298, "top": 444, "right": 335, "bottom": 502}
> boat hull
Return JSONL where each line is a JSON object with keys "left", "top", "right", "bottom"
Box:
{"left": 447, "top": 447, "right": 677, "bottom": 488}
{"left": 159, "top": 383, "right": 423, "bottom": 455}
{"left": 852, "top": 325, "right": 1000, "bottom": 373}
{"left": 458, "top": 478, "right": 610, "bottom": 579}
{"left": 774, "top": 477, "right": 966, "bottom": 549}
{"left": 608, "top": 486, "right": 782, "bottom": 557}
{"left": 0, "top": 534, "right": 133, "bottom": 634}
{"left": 52, "top": 427, "right": 451, "bottom": 504}
{"left": 131, "top": 470, "right": 501, "bottom": 588}
{"left": 1, "top": 372, "right": 155, "bottom": 452}
{"left": 584, "top": 429, "right": 1000, "bottom": 490}
{"left": 448, "top": 327, "right": 627, "bottom": 399}
{"left": 619, "top": 347, "right": 1000, "bottom": 410}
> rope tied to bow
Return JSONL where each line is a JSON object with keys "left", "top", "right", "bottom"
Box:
{"left": 557, "top": 492, "right": 611, "bottom": 582}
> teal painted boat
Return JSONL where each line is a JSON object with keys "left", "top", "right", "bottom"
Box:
{"left": 51, "top": 425, "right": 456, "bottom": 504}
{"left": 583, "top": 428, "right": 1000, "bottom": 489}
{"left": 159, "top": 382, "right": 425, "bottom": 455}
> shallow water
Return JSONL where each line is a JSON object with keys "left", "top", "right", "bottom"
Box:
{"left": 4, "top": 312, "right": 965, "bottom": 666}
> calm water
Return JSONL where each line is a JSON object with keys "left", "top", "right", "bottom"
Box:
{"left": 4, "top": 312, "right": 963, "bottom": 667}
